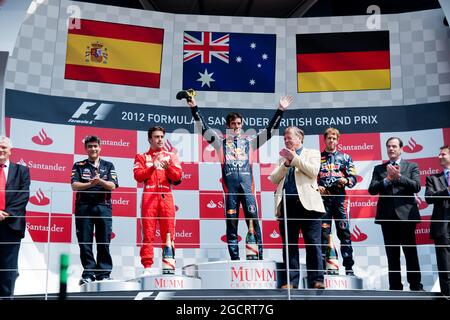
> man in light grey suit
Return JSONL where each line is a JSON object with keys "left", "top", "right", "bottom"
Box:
{"left": 270, "top": 126, "right": 325, "bottom": 289}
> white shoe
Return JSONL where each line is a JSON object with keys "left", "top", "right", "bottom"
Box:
{"left": 142, "top": 267, "right": 160, "bottom": 276}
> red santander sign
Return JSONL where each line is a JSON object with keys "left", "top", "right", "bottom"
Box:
{"left": 11, "top": 149, "right": 73, "bottom": 183}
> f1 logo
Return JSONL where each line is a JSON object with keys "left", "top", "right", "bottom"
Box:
{"left": 71, "top": 102, "right": 114, "bottom": 120}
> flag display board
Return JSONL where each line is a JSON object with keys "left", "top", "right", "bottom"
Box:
{"left": 182, "top": 31, "right": 276, "bottom": 93}
{"left": 296, "top": 31, "right": 391, "bottom": 92}
{"left": 65, "top": 18, "right": 164, "bottom": 88}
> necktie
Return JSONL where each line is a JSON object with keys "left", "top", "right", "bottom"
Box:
{"left": 0, "top": 164, "right": 6, "bottom": 211}
{"left": 286, "top": 167, "right": 295, "bottom": 184}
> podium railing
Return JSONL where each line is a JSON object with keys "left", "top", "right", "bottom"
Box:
{"left": 0, "top": 188, "right": 447, "bottom": 299}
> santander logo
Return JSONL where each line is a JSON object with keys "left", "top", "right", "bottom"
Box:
{"left": 415, "top": 195, "right": 429, "bottom": 210}
{"left": 269, "top": 230, "right": 280, "bottom": 239}
{"left": 207, "top": 200, "right": 217, "bottom": 209}
{"left": 403, "top": 137, "right": 423, "bottom": 153}
{"left": 31, "top": 129, "right": 53, "bottom": 146}
{"left": 164, "top": 140, "right": 178, "bottom": 153}
{"left": 221, "top": 235, "right": 242, "bottom": 243}
{"left": 30, "top": 189, "right": 50, "bottom": 206}
{"left": 350, "top": 225, "right": 368, "bottom": 242}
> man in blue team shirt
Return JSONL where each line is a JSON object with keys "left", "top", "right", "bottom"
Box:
{"left": 71, "top": 135, "right": 118, "bottom": 285}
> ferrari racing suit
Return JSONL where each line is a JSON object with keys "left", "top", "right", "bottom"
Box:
{"left": 133, "top": 148, "right": 182, "bottom": 268}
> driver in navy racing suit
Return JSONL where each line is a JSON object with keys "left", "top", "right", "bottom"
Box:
{"left": 186, "top": 96, "right": 293, "bottom": 260}
{"left": 318, "top": 127, "right": 357, "bottom": 275}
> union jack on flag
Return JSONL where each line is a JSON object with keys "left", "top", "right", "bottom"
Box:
{"left": 182, "top": 31, "right": 276, "bottom": 93}
{"left": 183, "top": 32, "right": 230, "bottom": 64}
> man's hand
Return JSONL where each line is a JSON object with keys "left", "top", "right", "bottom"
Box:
{"left": 338, "top": 177, "right": 348, "bottom": 186}
{"left": 280, "top": 148, "right": 296, "bottom": 161}
{"left": 386, "top": 164, "right": 400, "bottom": 181}
{"left": 89, "top": 174, "right": 101, "bottom": 186}
{"left": 160, "top": 159, "right": 170, "bottom": 170}
{"left": 318, "top": 186, "right": 328, "bottom": 195}
{"left": 0, "top": 210, "right": 10, "bottom": 221}
{"left": 187, "top": 96, "right": 196, "bottom": 108}
{"left": 278, "top": 95, "right": 294, "bottom": 111}
{"left": 393, "top": 164, "right": 401, "bottom": 179}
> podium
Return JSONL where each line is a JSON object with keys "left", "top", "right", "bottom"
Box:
{"left": 302, "top": 274, "right": 364, "bottom": 289}
{"left": 137, "top": 274, "right": 201, "bottom": 290}
{"left": 80, "top": 279, "right": 141, "bottom": 292}
{"left": 80, "top": 275, "right": 201, "bottom": 292}
{"left": 183, "top": 260, "right": 279, "bottom": 289}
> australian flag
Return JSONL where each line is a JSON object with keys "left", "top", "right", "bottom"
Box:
{"left": 183, "top": 31, "right": 276, "bottom": 93}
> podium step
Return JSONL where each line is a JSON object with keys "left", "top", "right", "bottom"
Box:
{"left": 183, "top": 260, "right": 279, "bottom": 289}
{"left": 80, "top": 279, "right": 141, "bottom": 292}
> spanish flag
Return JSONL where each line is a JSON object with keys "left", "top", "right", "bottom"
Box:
{"left": 296, "top": 31, "right": 390, "bottom": 92}
{"left": 65, "top": 19, "right": 163, "bottom": 88}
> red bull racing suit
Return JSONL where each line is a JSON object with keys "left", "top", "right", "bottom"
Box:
{"left": 318, "top": 150, "right": 357, "bottom": 271}
{"left": 191, "top": 106, "right": 284, "bottom": 260}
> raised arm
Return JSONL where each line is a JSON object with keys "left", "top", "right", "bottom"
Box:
{"left": 251, "top": 96, "right": 293, "bottom": 150}
{"left": 187, "top": 96, "right": 222, "bottom": 151}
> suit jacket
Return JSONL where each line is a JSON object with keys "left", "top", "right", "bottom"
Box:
{"left": 2, "top": 162, "right": 31, "bottom": 238}
{"left": 425, "top": 172, "right": 450, "bottom": 239}
{"left": 270, "top": 148, "right": 325, "bottom": 217}
{"left": 368, "top": 159, "right": 421, "bottom": 224}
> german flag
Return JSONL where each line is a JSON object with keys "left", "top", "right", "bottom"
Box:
{"left": 296, "top": 31, "right": 390, "bottom": 92}
{"left": 65, "top": 19, "right": 163, "bottom": 88}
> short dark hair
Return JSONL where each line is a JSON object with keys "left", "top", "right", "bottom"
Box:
{"left": 440, "top": 145, "right": 449, "bottom": 151}
{"left": 226, "top": 112, "right": 243, "bottom": 126}
{"left": 84, "top": 135, "right": 101, "bottom": 147}
{"left": 148, "top": 126, "right": 165, "bottom": 139}
{"left": 386, "top": 137, "right": 403, "bottom": 148}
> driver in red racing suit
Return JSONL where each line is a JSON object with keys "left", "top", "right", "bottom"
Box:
{"left": 133, "top": 126, "right": 182, "bottom": 270}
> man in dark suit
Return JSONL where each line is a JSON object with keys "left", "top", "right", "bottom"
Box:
{"left": 368, "top": 137, "right": 424, "bottom": 291}
{"left": 425, "top": 145, "right": 450, "bottom": 297}
{"left": 0, "top": 136, "right": 30, "bottom": 298}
